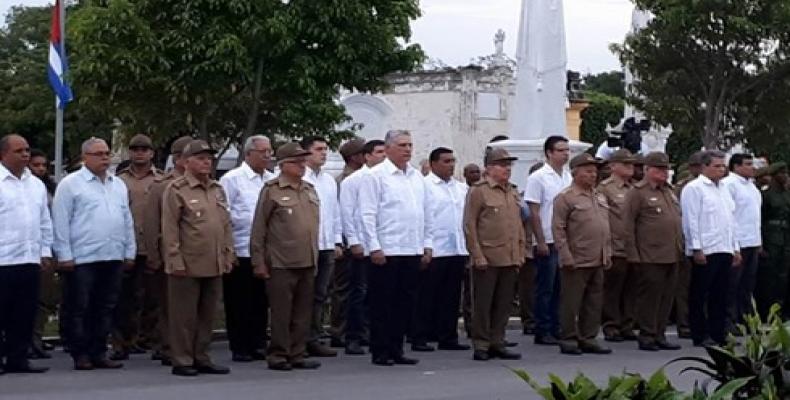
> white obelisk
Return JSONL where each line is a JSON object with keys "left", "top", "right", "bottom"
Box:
{"left": 497, "top": 0, "right": 590, "bottom": 190}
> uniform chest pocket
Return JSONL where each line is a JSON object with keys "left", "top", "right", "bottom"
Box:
{"left": 273, "top": 197, "right": 299, "bottom": 218}
{"left": 185, "top": 200, "right": 207, "bottom": 220}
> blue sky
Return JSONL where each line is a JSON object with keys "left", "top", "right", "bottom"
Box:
{"left": 1, "top": 0, "right": 634, "bottom": 73}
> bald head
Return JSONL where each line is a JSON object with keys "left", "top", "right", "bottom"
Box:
{"left": 0, "top": 134, "right": 31, "bottom": 177}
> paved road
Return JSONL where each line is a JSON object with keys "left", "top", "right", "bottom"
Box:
{"left": 1, "top": 330, "right": 707, "bottom": 400}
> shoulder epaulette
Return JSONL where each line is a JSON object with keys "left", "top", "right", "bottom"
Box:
{"left": 600, "top": 177, "right": 615, "bottom": 186}
{"left": 633, "top": 180, "right": 647, "bottom": 188}
{"left": 170, "top": 176, "right": 189, "bottom": 188}
{"left": 264, "top": 178, "right": 279, "bottom": 187}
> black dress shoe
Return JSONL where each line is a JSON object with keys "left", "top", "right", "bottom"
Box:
{"left": 371, "top": 356, "right": 394, "bottom": 366}
{"left": 73, "top": 356, "right": 94, "bottom": 371}
{"left": 490, "top": 348, "right": 522, "bottom": 360}
{"left": 292, "top": 360, "right": 321, "bottom": 369}
{"left": 559, "top": 346, "right": 583, "bottom": 355}
{"left": 534, "top": 335, "right": 559, "bottom": 345}
{"left": 522, "top": 326, "right": 535, "bottom": 335}
{"left": 604, "top": 334, "right": 624, "bottom": 343}
{"left": 657, "top": 341, "right": 682, "bottom": 350}
{"left": 251, "top": 351, "right": 267, "bottom": 360}
{"left": 639, "top": 342, "right": 660, "bottom": 351}
{"left": 268, "top": 362, "right": 292, "bottom": 371}
{"left": 128, "top": 344, "right": 147, "bottom": 354}
{"left": 42, "top": 342, "right": 55, "bottom": 351}
{"left": 330, "top": 337, "right": 346, "bottom": 348}
{"left": 580, "top": 344, "right": 612, "bottom": 354}
{"left": 505, "top": 340, "right": 518, "bottom": 348}
{"left": 172, "top": 366, "right": 199, "bottom": 376}
{"left": 232, "top": 353, "right": 254, "bottom": 362}
{"left": 307, "top": 342, "right": 338, "bottom": 357}
{"left": 392, "top": 355, "right": 419, "bottom": 365}
{"left": 345, "top": 341, "right": 365, "bottom": 355}
{"left": 620, "top": 331, "right": 638, "bottom": 341}
{"left": 5, "top": 362, "right": 49, "bottom": 373}
{"left": 693, "top": 338, "right": 717, "bottom": 347}
{"left": 28, "top": 347, "right": 52, "bottom": 359}
{"left": 93, "top": 358, "right": 124, "bottom": 369}
{"left": 109, "top": 350, "right": 129, "bottom": 361}
{"left": 473, "top": 350, "right": 490, "bottom": 361}
{"left": 678, "top": 330, "right": 692, "bottom": 339}
{"left": 438, "top": 342, "right": 471, "bottom": 351}
{"left": 411, "top": 343, "right": 435, "bottom": 352}
{"left": 195, "top": 363, "right": 230, "bottom": 374}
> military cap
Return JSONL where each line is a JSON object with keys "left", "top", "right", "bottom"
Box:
{"left": 687, "top": 151, "right": 705, "bottom": 166}
{"left": 339, "top": 137, "right": 366, "bottom": 158}
{"left": 643, "top": 152, "right": 671, "bottom": 168}
{"left": 182, "top": 140, "right": 216, "bottom": 157}
{"left": 276, "top": 142, "right": 311, "bottom": 162}
{"left": 768, "top": 162, "right": 788, "bottom": 176}
{"left": 170, "top": 136, "right": 193, "bottom": 155}
{"left": 484, "top": 147, "right": 518, "bottom": 165}
{"left": 128, "top": 134, "right": 153, "bottom": 149}
{"left": 569, "top": 153, "right": 600, "bottom": 169}
{"left": 609, "top": 149, "right": 636, "bottom": 164}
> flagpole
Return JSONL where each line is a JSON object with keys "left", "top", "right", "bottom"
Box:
{"left": 54, "top": 0, "right": 65, "bottom": 182}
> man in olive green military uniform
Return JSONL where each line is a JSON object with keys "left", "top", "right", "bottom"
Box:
{"left": 162, "top": 140, "right": 234, "bottom": 377}
{"left": 597, "top": 149, "right": 638, "bottom": 342}
{"left": 673, "top": 151, "right": 704, "bottom": 338}
{"left": 756, "top": 162, "right": 790, "bottom": 318}
{"left": 464, "top": 148, "right": 526, "bottom": 361}
{"left": 141, "top": 136, "right": 192, "bottom": 365}
{"left": 111, "top": 134, "right": 162, "bottom": 360}
{"left": 624, "top": 152, "right": 683, "bottom": 351}
{"left": 250, "top": 142, "right": 322, "bottom": 371}
{"left": 552, "top": 153, "right": 612, "bottom": 356}
{"left": 328, "top": 137, "right": 366, "bottom": 348}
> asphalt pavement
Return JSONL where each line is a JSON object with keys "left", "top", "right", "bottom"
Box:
{"left": 0, "top": 329, "right": 707, "bottom": 400}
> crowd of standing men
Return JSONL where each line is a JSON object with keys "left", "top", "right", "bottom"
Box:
{"left": 0, "top": 129, "right": 780, "bottom": 376}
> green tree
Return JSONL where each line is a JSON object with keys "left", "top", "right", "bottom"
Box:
{"left": 68, "top": 0, "right": 425, "bottom": 152}
{"left": 0, "top": 5, "right": 112, "bottom": 165}
{"left": 582, "top": 71, "right": 625, "bottom": 99}
{"left": 579, "top": 91, "right": 624, "bottom": 153}
{"left": 612, "top": 0, "right": 790, "bottom": 150}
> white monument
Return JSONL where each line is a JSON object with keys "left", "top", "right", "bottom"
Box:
{"left": 497, "top": 0, "right": 590, "bottom": 189}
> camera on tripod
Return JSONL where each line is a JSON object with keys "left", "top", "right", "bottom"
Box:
{"left": 606, "top": 117, "right": 650, "bottom": 155}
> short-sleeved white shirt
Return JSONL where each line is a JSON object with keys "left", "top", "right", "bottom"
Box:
{"left": 523, "top": 163, "right": 571, "bottom": 244}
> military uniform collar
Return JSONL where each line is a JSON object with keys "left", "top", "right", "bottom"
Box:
{"left": 118, "top": 163, "right": 159, "bottom": 177}
{"left": 184, "top": 171, "right": 215, "bottom": 189}
{"left": 570, "top": 183, "right": 595, "bottom": 197}
{"left": 277, "top": 176, "right": 304, "bottom": 190}
{"left": 484, "top": 176, "right": 510, "bottom": 190}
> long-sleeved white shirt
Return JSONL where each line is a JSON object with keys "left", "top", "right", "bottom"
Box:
{"left": 339, "top": 165, "right": 369, "bottom": 252}
{"left": 359, "top": 158, "right": 433, "bottom": 256}
{"left": 303, "top": 166, "right": 342, "bottom": 251}
{"left": 425, "top": 172, "right": 468, "bottom": 258}
{"left": 0, "top": 165, "right": 53, "bottom": 266}
{"left": 722, "top": 173, "right": 762, "bottom": 249}
{"left": 524, "top": 163, "right": 571, "bottom": 244}
{"left": 681, "top": 175, "right": 738, "bottom": 256}
{"left": 52, "top": 166, "right": 136, "bottom": 264}
{"left": 219, "top": 162, "right": 276, "bottom": 258}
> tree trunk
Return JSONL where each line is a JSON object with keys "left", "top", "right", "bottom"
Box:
{"left": 237, "top": 58, "right": 264, "bottom": 164}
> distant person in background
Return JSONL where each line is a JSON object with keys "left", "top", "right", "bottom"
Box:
{"left": 420, "top": 159, "right": 431, "bottom": 176}
{"left": 0, "top": 134, "right": 53, "bottom": 374}
{"left": 27, "top": 149, "right": 58, "bottom": 360}
{"left": 52, "top": 137, "right": 136, "bottom": 371}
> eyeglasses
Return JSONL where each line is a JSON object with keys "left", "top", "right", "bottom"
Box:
{"left": 85, "top": 151, "right": 113, "bottom": 158}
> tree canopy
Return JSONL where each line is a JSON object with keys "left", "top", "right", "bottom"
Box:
{"left": 613, "top": 0, "right": 790, "bottom": 155}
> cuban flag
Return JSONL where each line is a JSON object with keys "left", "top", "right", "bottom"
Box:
{"left": 48, "top": 0, "right": 73, "bottom": 109}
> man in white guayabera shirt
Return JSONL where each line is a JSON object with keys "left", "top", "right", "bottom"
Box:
{"left": 219, "top": 135, "right": 276, "bottom": 362}
{"left": 338, "top": 139, "right": 387, "bottom": 355}
{"left": 524, "top": 135, "right": 571, "bottom": 345}
{"left": 0, "top": 134, "right": 52, "bottom": 374}
{"left": 411, "top": 147, "right": 471, "bottom": 353}
{"left": 681, "top": 150, "right": 741, "bottom": 347}
{"left": 52, "top": 137, "right": 136, "bottom": 371}
{"left": 300, "top": 136, "right": 343, "bottom": 358}
{"left": 359, "top": 130, "right": 433, "bottom": 366}
{"left": 721, "top": 153, "right": 762, "bottom": 330}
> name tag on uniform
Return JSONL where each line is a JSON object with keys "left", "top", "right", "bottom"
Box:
{"left": 281, "top": 197, "right": 291, "bottom": 201}
{"left": 617, "top": 194, "right": 625, "bottom": 198}
{"left": 189, "top": 199, "right": 199, "bottom": 204}
{"left": 649, "top": 197, "right": 658, "bottom": 201}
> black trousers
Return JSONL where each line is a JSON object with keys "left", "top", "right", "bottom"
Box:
{"left": 728, "top": 247, "right": 759, "bottom": 328}
{"left": 368, "top": 256, "right": 419, "bottom": 360}
{"left": 690, "top": 253, "right": 732, "bottom": 344}
{"left": 345, "top": 256, "right": 369, "bottom": 343}
{"left": 223, "top": 257, "right": 269, "bottom": 356}
{"left": 412, "top": 256, "right": 466, "bottom": 346}
{"left": 111, "top": 255, "right": 146, "bottom": 351}
{"left": 67, "top": 261, "right": 124, "bottom": 360}
{"left": 0, "top": 264, "right": 39, "bottom": 367}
